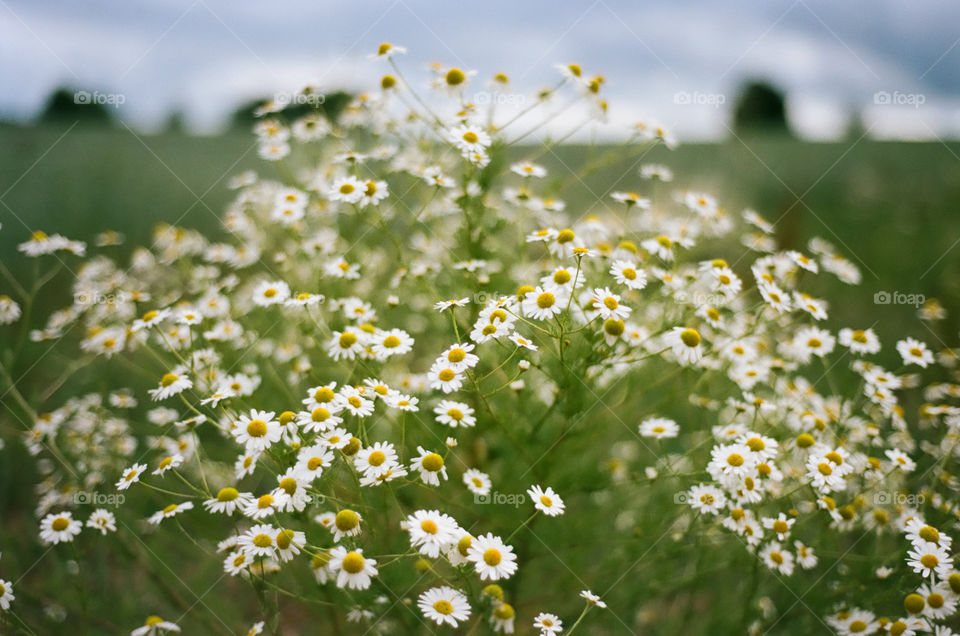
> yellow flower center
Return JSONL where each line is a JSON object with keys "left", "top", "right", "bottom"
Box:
{"left": 217, "top": 487, "right": 238, "bottom": 502}
{"left": 51, "top": 517, "right": 70, "bottom": 531}
{"left": 680, "top": 328, "right": 701, "bottom": 348}
{"left": 483, "top": 548, "right": 502, "bottom": 566}
{"left": 160, "top": 373, "right": 179, "bottom": 387}
{"left": 433, "top": 600, "right": 454, "bottom": 615}
{"left": 422, "top": 453, "right": 444, "bottom": 472}
{"left": 446, "top": 68, "right": 466, "bottom": 86}
{"left": 246, "top": 419, "right": 268, "bottom": 437}
{"left": 368, "top": 450, "right": 386, "bottom": 466}
{"left": 335, "top": 509, "right": 359, "bottom": 531}
{"left": 536, "top": 292, "right": 555, "bottom": 309}
{"left": 341, "top": 552, "right": 365, "bottom": 574}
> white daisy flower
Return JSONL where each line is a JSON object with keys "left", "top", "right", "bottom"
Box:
{"left": 418, "top": 586, "right": 471, "bottom": 627}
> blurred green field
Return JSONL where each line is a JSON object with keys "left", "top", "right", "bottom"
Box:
{"left": 2, "top": 123, "right": 960, "bottom": 634}
{"left": 3, "top": 122, "right": 959, "bottom": 352}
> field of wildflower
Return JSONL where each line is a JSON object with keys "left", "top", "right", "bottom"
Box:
{"left": 2, "top": 44, "right": 960, "bottom": 636}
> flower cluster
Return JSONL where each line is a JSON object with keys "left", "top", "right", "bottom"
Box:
{"left": 1, "top": 41, "right": 958, "bottom": 636}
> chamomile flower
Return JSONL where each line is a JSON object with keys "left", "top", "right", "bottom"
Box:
{"left": 611, "top": 191, "right": 651, "bottom": 209}
{"left": 339, "top": 386, "right": 375, "bottom": 418}
{"left": 897, "top": 338, "right": 934, "bottom": 368}
{"left": 588, "top": 287, "right": 631, "bottom": 321}
{"left": 272, "top": 528, "right": 305, "bottom": 563}
{"left": 233, "top": 410, "right": 282, "bottom": 453}
{"left": 331, "top": 509, "right": 363, "bottom": 542}
{"left": 429, "top": 362, "right": 464, "bottom": 393}
{"left": 39, "top": 512, "right": 83, "bottom": 544}
{"left": 152, "top": 453, "right": 184, "bottom": 476}
{"left": 148, "top": 501, "right": 193, "bottom": 525}
{"left": 418, "top": 586, "right": 471, "bottom": 627}
{"left": 439, "top": 343, "right": 479, "bottom": 370}
{"left": 329, "top": 176, "right": 364, "bottom": 204}
{"left": 448, "top": 124, "right": 491, "bottom": 153}
{"left": 131, "top": 616, "right": 181, "bottom": 635}
{"left": 839, "top": 328, "right": 881, "bottom": 355}
{"left": 355, "top": 442, "right": 399, "bottom": 479}
{"left": 511, "top": 162, "right": 547, "bottom": 178}
{"left": 522, "top": 286, "right": 566, "bottom": 321}
{"left": 463, "top": 469, "right": 492, "bottom": 495}
{"left": 203, "top": 487, "right": 253, "bottom": 515}
{"left": 0, "top": 578, "right": 13, "bottom": 610}
{"left": 86, "top": 509, "right": 117, "bottom": 535}
{"left": 252, "top": 280, "right": 290, "bottom": 307}
{"left": 467, "top": 533, "right": 517, "bottom": 580}
{"left": 886, "top": 448, "right": 917, "bottom": 472}
{"left": 327, "top": 329, "right": 365, "bottom": 361}
{"left": 371, "top": 328, "right": 414, "bottom": 360}
{"left": 328, "top": 547, "right": 378, "bottom": 590}
{"left": 405, "top": 509, "right": 459, "bottom": 557}
{"left": 907, "top": 542, "right": 951, "bottom": 578}
{"left": 760, "top": 541, "right": 795, "bottom": 575}
{"left": 243, "top": 493, "right": 279, "bottom": 520}
{"left": 435, "top": 400, "right": 476, "bottom": 427}
{"left": 762, "top": 513, "right": 795, "bottom": 540}
{"left": 533, "top": 612, "right": 563, "bottom": 635}
{"left": 609, "top": 260, "right": 647, "bottom": 290}
{"left": 580, "top": 589, "right": 606, "bottom": 608}
{"left": 116, "top": 463, "right": 147, "bottom": 490}
{"left": 148, "top": 372, "right": 192, "bottom": 401}
{"left": 370, "top": 42, "right": 406, "bottom": 59}
{"left": 434, "top": 297, "right": 471, "bottom": 312}
{"left": 665, "top": 327, "right": 704, "bottom": 365}
{"left": 410, "top": 447, "right": 448, "bottom": 486}
{"left": 527, "top": 485, "right": 565, "bottom": 516}
{"left": 686, "top": 484, "right": 726, "bottom": 515}
{"left": 238, "top": 524, "right": 278, "bottom": 558}
{"left": 639, "top": 417, "right": 679, "bottom": 439}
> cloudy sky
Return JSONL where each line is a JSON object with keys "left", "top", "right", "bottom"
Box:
{"left": 2, "top": 0, "right": 958, "bottom": 140}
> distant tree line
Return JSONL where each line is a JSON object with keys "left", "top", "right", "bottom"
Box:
{"left": 26, "top": 87, "right": 353, "bottom": 132}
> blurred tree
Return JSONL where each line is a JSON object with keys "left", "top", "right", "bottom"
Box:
{"left": 732, "top": 81, "right": 790, "bottom": 136}
{"left": 844, "top": 106, "right": 868, "bottom": 140}
{"left": 163, "top": 110, "right": 188, "bottom": 135}
{"left": 38, "top": 87, "right": 113, "bottom": 125}
{"left": 229, "top": 90, "right": 353, "bottom": 129}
